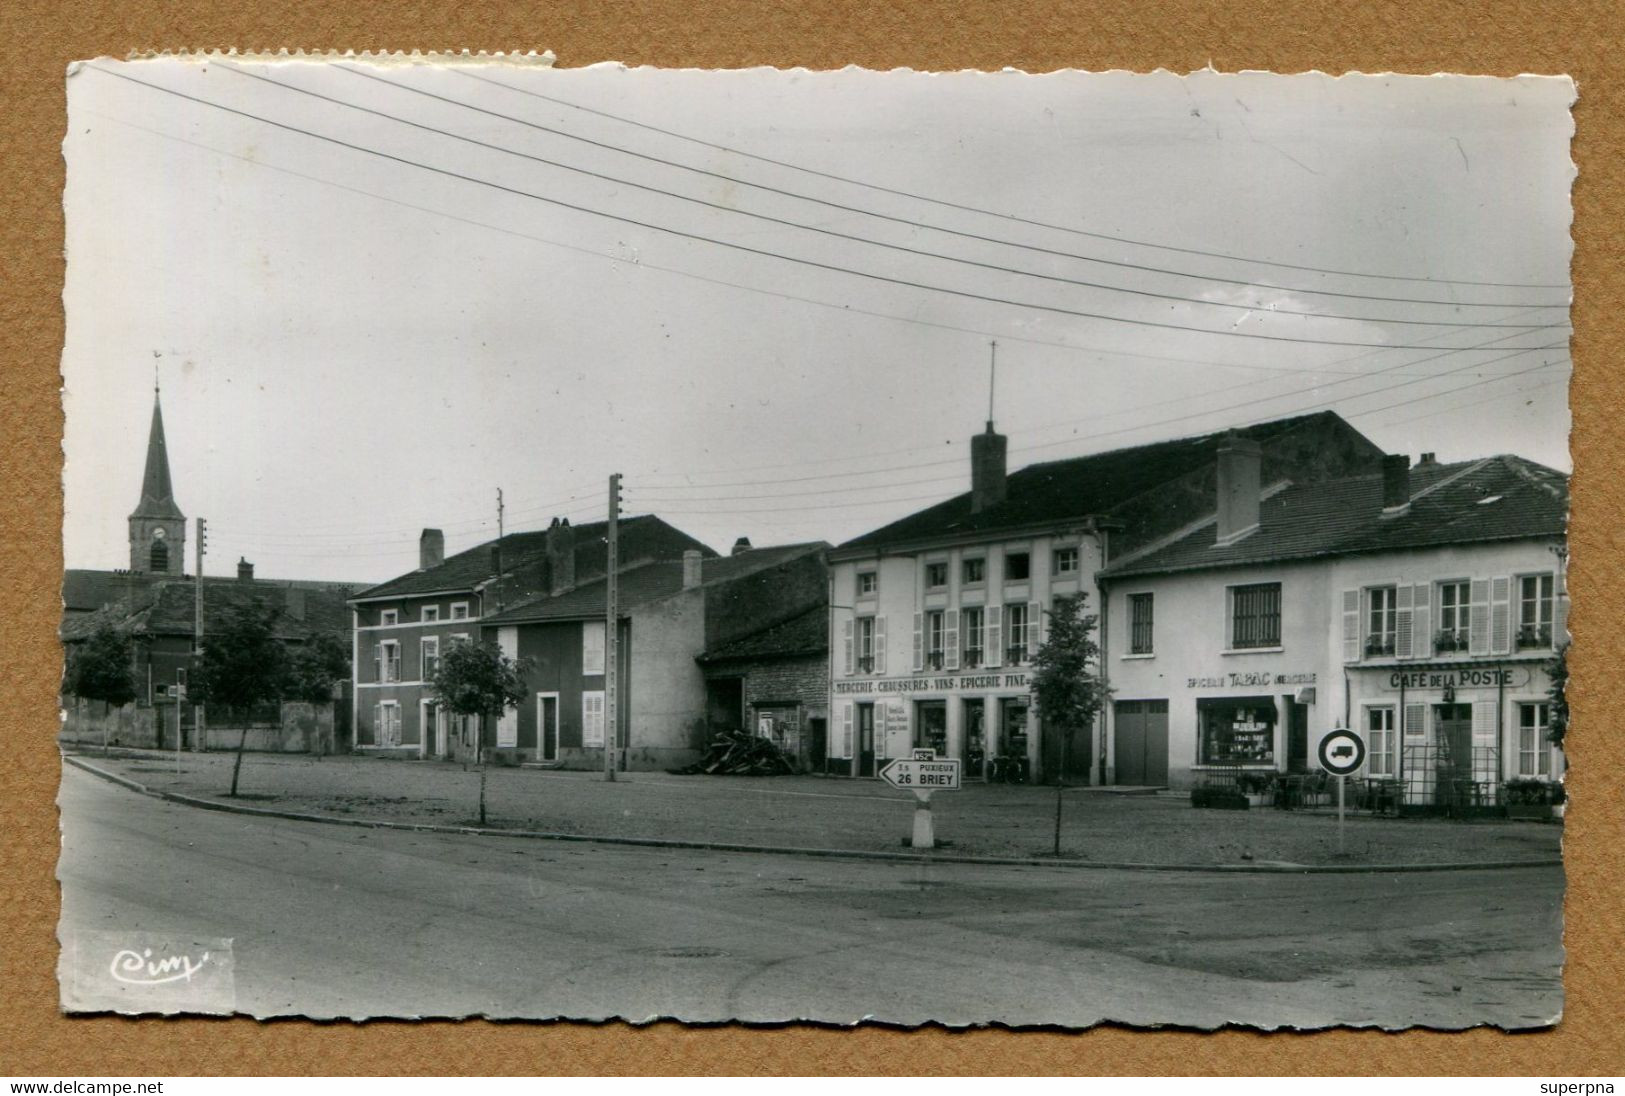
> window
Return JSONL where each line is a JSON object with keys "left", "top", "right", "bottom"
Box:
{"left": 421, "top": 606, "right": 440, "bottom": 624}
{"left": 926, "top": 610, "right": 946, "bottom": 669}
{"left": 856, "top": 571, "right": 877, "bottom": 597}
{"left": 1129, "top": 593, "right": 1154, "bottom": 655}
{"left": 1053, "top": 547, "right": 1080, "bottom": 575}
{"left": 961, "top": 607, "right": 984, "bottom": 667}
{"left": 582, "top": 620, "right": 606, "bottom": 675}
{"left": 1198, "top": 699, "right": 1276, "bottom": 764}
{"left": 1229, "top": 583, "right": 1282, "bottom": 649}
{"left": 1518, "top": 703, "right": 1552, "bottom": 777}
{"left": 376, "top": 702, "right": 401, "bottom": 747}
{"left": 1367, "top": 706, "right": 1396, "bottom": 778}
{"left": 149, "top": 539, "right": 169, "bottom": 572}
{"left": 1004, "top": 551, "right": 1031, "bottom": 582}
{"left": 1437, "top": 581, "right": 1470, "bottom": 652}
{"left": 925, "top": 561, "right": 948, "bottom": 589}
{"left": 378, "top": 640, "right": 401, "bottom": 683}
{"left": 582, "top": 691, "right": 606, "bottom": 747}
{"left": 962, "top": 557, "right": 985, "bottom": 585}
{"left": 448, "top": 633, "right": 470, "bottom": 649}
{"left": 380, "top": 609, "right": 399, "bottom": 627}
{"left": 1366, "top": 586, "right": 1397, "bottom": 657}
{"left": 1518, "top": 574, "right": 1555, "bottom": 650}
{"left": 449, "top": 602, "right": 470, "bottom": 621}
{"left": 1006, "top": 603, "right": 1029, "bottom": 664}
{"left": 856, "top": 616, "right": 876, "bottom": 673}
{"left": 421, "top": 636, "right": 440, "bottom": 680}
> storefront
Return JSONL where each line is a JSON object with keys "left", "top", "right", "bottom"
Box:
{"left": 833, "top": 670, "right": 1038, "bottom": 781}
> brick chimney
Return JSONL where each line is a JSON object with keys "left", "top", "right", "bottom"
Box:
{"left": 682, "top": 549, "right": 704, "bottom": 589}
{"left": 1381, "top": 454, "right": 1412, "bottom": 516}
{"left": 970, "top": 421, "right": 1008, "bottom": 513}
{"left": 731, "top": 536, "right": 753, "bottom": 556}
{"left": 1215, "top": 434, "right": 1262, "bottom": 545}
{"left": 237, "top": 557, "right": 254, "bottom": 581}
{"left": 546, "top": 517, "right": 577, "bottom": 595}
{"left": 419, "top": 528, "right": 444, "bottom": 571}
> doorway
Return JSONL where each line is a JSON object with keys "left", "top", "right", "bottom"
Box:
{"left": 916, "top": 700, "right": 948, "bottom": 757}
{"left": 856, "top": 702, "right": 877, "bottom": 777}
{"left": 1285, "top": 698, "right": 1310, "bottom": 773}
{"left": 536, "top": 692, "right": 560, "bottom": 762}
{"left": 1113, "top": 699, "right": 1169, "bottom": 786}
{"left": 961, "top": 698, "right": 987, "bottom": 779}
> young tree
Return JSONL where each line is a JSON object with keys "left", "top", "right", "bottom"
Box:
{"left": 1029, "top": 592, "right": 1112, "bottom": 855}
{"left": 430, "top": 640, "right": 533, "bottom": 825}
{"left": 64, "top": 623, "right": 139, "bottom": 755}
{"left": 192, "top": 602, "right": 290, "bottom": 796}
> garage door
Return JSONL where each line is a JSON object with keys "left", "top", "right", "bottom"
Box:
{"left": 1114, "top": 700, "right": 1169, "bottom": 786}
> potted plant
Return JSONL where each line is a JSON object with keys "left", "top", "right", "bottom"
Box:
{"left": 1502, "top": 776, "right": 1563, "bottom": 820}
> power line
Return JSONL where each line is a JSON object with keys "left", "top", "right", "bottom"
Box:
{"left": 1377, "top": 375, "right": 1568, "bottom": 429}
{"left": 328, "top": 63, "right": 1572, "bottom": 316}
{"left": 456, "top": 68, "right": 1572, "bottom": 293}
{"left": 86, "top": 65, "right": 1565, "bottom": 353}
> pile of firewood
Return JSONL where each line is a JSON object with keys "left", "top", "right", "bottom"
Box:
{"left": 670, "top": 725, "right": 796, "bottom": 776}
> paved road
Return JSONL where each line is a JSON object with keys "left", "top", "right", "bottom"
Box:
{"left": 56, "top": 765, "right": 1563, "bottom": 1028}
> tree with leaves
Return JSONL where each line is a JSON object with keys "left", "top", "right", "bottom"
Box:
{"left": 192, "top": 602, "right": 290, "bottom": 796}
{"left": 430, "top": 639, "right": 533, "bottom": 824}
{"left": 1029, "top": 592, "right": 1112, "bottom": 855}
{"left": 64, "top": 623, "right": 139, "bottom": 710}
{"left": 287, "top": 632, "right": 350, "bottom": 704}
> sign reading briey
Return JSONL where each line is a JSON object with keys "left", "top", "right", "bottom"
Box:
{"left": 1380, "top": 665, "right": 1532, "bottom": 691}
{"left": 880, "top": 757, "right": 962, "bottom": 791}
{"left": 836, "top": 673, "right": 1028, "bottom": 695}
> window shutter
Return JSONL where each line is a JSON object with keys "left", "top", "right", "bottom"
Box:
{"left": 1028, "top": 600, "right": 1042, "bottom": 656}
{"left": 1472, "top": 699, "right": 1498, "bottom": 748}
{"left": 1490, "top": 576, "right": 1512, "bottom": 655}
{"left": 874, "top": 616, "right": 887, "bottom": 674}
{"left": 841, "top": 702, "right": 853, "bottom": 758}
{"left": 1395, "top": 584, "right": 1414, "bottom": 659}
{"left": 985, "top": 605, "right": 1003, "bottom": 668}
{"left": 1412, "top": 583, "right": 1432, "bottom": 659}
{"left": 1403, "top": 701, "right": 1428, "bottom": 745}
{"left": 842, "top": 619, "right": 854, "bottom": 676}
{"left": 944, "top": 611, "right": 960, "bottom": 671}
{"left": 1226, "top": 589, "right": 1237, "bottom": 652}
{"left": 912, "top": 613, "right": 923, "bottom": 672}
{"left": 1468, "top": 578, "right": 1491, "bottom": 655}
{"left": 1341, "top": 589, "right": 1360, "bottom": 663}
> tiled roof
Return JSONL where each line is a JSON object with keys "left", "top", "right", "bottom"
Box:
{"left": 1102, "top": 455, "right": 1568, "bottom": 579}
{"left": 699, "top": 604, "right": 828, "bottom": 662}
{"left": 61, "top": 578, "right": 356, "bottom": 644}
{"left": 835, "top": 411, "right": 1366, "bottom": 553}
{"left": 350, "top": 514, "right": 714, "bottom": 602}
{"left": 63, "top": 570, "right": 128, "bottom": 613}
{"left": 484, "top": 542, "right": 827, "bottom": 625}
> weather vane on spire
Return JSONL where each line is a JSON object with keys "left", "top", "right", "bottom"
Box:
{"left": 152, "top": 349, "right": 162, "bottom": 395}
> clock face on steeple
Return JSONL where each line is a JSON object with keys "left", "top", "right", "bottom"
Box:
{"left": 152, "top": 527, "right": 166, "bottom": 540}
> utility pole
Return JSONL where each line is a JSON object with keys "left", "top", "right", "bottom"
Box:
{"left": 193, "top": 516, "right": 206, "bottom": 752}
{"left": 603, "top": 473, "right": 622, "bottom": 782}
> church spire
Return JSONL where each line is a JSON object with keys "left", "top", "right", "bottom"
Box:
{"left": 131, "top": 385, "right": 183, "bottom": 522}
{"left": 128, "top": 381, "right": 186, "bottom": 575}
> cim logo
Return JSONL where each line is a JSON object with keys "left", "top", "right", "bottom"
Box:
{"left": 109, "top": 946, "right": 212, "bottom": 985}
{"left": 60, "top": 930, "right": 236, "bottom": 1014}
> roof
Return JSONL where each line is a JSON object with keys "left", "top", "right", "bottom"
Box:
{"left": 61, "top": 577, "right": 357, "bottom": 644}
{"left": 1101, "top": 455, "right": 1568, "bottom": 579}
{"left": 64, "top": 569, "right": 363, "bottom": 614}
{"left": 350, "top": 514, "right": 713, "bottom": 602}
{"left": 698, "top": 604, "right": 829, "bottom": 663}
{"left": 130, "top": 390, "right": 184, "bottom": 521}
{"left": 835, "top": 411, "right": 1362, "bottom": 554}
{"left": 484, "top": 542, "right": 827, "bottom": 625}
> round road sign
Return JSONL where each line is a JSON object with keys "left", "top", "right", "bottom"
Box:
{"left": 1317, "top": 728, "right": 1366, "bottom": 776}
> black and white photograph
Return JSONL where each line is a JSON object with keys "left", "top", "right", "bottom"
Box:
{"left": 57, "top": 57, "right": 1573, "bottom": 1029}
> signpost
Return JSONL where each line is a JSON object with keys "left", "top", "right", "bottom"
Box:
{"left": 879, "top": 752, "right": 962, "bottom": 849}
{"left": 1317, "top": 727, "right": 1367, "bottom": 854}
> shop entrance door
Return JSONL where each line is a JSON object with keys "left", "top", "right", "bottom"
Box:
{"left": 856, "top": 703, "right": 876, "bottom": 777}
{"left": 1113, "top": 700, "right": 1169, "bottom": 786}
{"left": 916, "top": 700, "right": 948, "bottom": 757}
{"left": 1434, "top": 702, "right": 1474, "bottom": 806}
{"left": 1286, "top": 699, "right": 1310, "bottom": 773}
{"left": 997, "top": 698, "right": 1032, "bottom": 782}
{"left": 961, "top": 699, "right": 987, "bottom": 779}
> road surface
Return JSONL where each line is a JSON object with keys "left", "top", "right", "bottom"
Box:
{"left": 56, "top": 765, "right": 1563, "bottom": 1028}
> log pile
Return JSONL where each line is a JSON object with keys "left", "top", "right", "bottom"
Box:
{"left": 670, "top": 725, "right": 796, "bottom": 776}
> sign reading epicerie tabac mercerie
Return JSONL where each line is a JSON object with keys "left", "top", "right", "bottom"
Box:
{"left": 1317, "top": 728, "right": 1367, "bottom": 776}
{"left": 880, "top": 756, "right": 962, "bottom": 793}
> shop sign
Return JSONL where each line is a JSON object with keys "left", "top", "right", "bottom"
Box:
{"left": 1380, "top": 666, "right": 1531, "bottom": 691}
{"left": 834, "top": 672, "right": 1030, "bottom": 695}
{"left": 1186, "top": 671, "right": 1317, "bottom": 689}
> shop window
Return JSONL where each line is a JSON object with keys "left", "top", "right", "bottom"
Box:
{"left": 962, "top": 557, "right": 985, "bottom": 585}
{"left": 1005, "top": 603, "right": 1029, "bottom": 664}
{"left": 926, "top": 610, "right": 946, "bottom": 670}
{"left": 1053, "top": 546, "right": 1080, "bottom": 576}
{"left": 856, "top": 571, "right": 877, "bottom": 598}
{"left": 856, "top": 616, "right": 876, "bottom": 673}
{"left": 1366, "top": 586, "right": 1397, "bottom": 657}
{"left": 1517, "top": 574, "right": 1554, "bottom": 650}
{"left": 1436, "top": 580, "right": 1470, "bottom": 652}
{"left": 925, "top": 561, "right": 948, "bottom": 589}
{"left": 1004, "top": 551, "right": 1031, "bottom": 582}
{"left": 421, "top": 605, "right": 440, "bottom": 623}
{"left": 1198, "top": 699, "right": 1276, "bottom": 765}
{"left": 1229, "top": 582, "right": 1282, "bottom": 649}
{"left": 1129, "top": 593, "right": 1154, "bottom": 655}
{"left": 582, "top": 620, "right": 606, "bottom": 675}
{"left": 1367, "top": 705, "right": 1396, "bottom": 777}
{"left": 1517, "top": 702, "right": 1552, "bottom": 777}
{"left": 961, "top": 607, "right": 984, "bottom": 668}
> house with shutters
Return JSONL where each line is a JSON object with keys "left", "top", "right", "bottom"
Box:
{"left": 1098, "top": 447, "right": 1568, "bottom": 804}
{"left": 825, "top": 411, "right": 1385, "bottom": 783}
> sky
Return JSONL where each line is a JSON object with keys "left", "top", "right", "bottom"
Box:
{"left": 62, "top": 60, "right": 1575, "bottom": 583}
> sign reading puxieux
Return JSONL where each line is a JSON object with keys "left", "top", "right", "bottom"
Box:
{"left": 835, "top": 673, "right": 1029, "bottom": 695}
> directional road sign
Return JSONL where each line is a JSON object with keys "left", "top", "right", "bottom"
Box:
{"left": 1317, "top": 728, "right": 1366, "bottom": 776}
{"left": 880, "top": 756, "right": 962, "bottom": 792}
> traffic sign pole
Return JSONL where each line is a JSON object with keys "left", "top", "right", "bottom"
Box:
{"left": 912, "top": 790, "right": 935, "bottom": 849}
{"left": 1317, "top": 728, "right": 1365, "bottom": 857}
{"left": 1338, "top": 773, "right": 1345, "bottom": 853}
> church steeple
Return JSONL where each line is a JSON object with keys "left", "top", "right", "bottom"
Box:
{"left": 128, "top": 382, "right": 186, "bottom": 574}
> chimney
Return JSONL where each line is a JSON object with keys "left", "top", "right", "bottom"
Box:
{"left": 1215, "top": 434, "right": 1262, "bottom": 545}
{"left": 489, "top": 544, "right": 503, "bottom": 576}
{"left": 682, "top": 549, "right": 704, "bottom": 589}
{"left": 970, "top": 421, "right": 1008, "bottom": 513}
{"left": 1418, "top": 451, "right": 1437, "bottom": 466}
{"left": 1381, "top": 453, "right": 1412, "bottom": 515}
{"left": 731, "top": 536, "right": 753, "bottom": 556}
{"left": 419, "top": 528, "right": 444, "bottom": 570}
{"left": 546, "top": 517, "right": 577, "bottom": 595}
{"left": 237, "top": 557, "right": 254, "bottom": 582}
